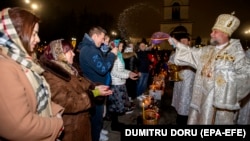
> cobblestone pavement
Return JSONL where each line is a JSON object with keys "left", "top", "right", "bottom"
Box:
{"left": 103, "top": 84, "right": 177, "bottom": 141}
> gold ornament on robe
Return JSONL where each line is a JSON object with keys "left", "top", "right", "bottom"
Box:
{"left": 168, "top": 64, "right": 182, "bottom": 81}
{"left": 201, "top": 43, "right": 231, "bottom": 78}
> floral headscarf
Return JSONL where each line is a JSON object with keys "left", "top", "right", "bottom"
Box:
{"left": 44, "top": 39, "right": 77, "bottom": 76}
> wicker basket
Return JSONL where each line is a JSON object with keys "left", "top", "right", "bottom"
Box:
{"left": 143, "top": 110, "right": 158, "bottom": 125}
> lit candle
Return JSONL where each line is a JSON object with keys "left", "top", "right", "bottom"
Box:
{"left": 142, "top": 102, "right": 145, "bottom": 119}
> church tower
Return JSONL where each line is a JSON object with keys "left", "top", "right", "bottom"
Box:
{"left": 160, "top": 0, "right": 193, "bottom": 49}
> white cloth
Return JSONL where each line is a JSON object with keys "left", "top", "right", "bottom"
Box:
{"left": 169, "top": 52, "right": 196, "bottom": 116}
{"left": 124, "top": 47, "right": 133, "bottom": 53}
{"left": 237, "top": 94, "right": 250, "bottom": 124}
{"left": 246, "top": 48, "right": 250, "bottom": 58}
{"left": 237, "top": 49, "right": 250, "bottom": 124}
{"left": 110, "top": 57, "right": 130, "bottom": 85}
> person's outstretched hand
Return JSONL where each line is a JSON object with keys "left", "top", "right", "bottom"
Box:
{"left": 168, "top": 37, "right": 178, "bottom": 48}
{"left": 110, "top": 47, "right": 118, "bottom": 55}
{"left": 129, "top": 71, "right": 139, "bottom": 80}
{"left": 95, "top": 85, "right": 113, "bottom": 96}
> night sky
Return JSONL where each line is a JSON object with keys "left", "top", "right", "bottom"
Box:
{"left": 1, "top": 0, "right": 250, "bottom": 44}
{"left": 189, "top": 0, "right": 250, "bottom": 40}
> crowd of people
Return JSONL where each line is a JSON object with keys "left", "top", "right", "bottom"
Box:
{"left": 0, "top": 6, "right": 250, "bottom": 141}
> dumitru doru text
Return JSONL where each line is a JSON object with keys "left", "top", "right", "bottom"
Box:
{"left": 124, "top": 128, "right": 246, "bottom": 137}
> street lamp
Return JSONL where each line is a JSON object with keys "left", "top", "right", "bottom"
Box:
{"left": 24, "top": 0, "right": 30, "bottom": 4}
{"left": 111, "top": 31, "right": 117, "bottom": 37}
{"left": 245, "top": 29, "right": 250, "bottom": 49}
{"left": 30, "top": 3, "right": 39, "bottom": 11}
{"left": 71, "top": 37, "right": 77, "bottom": 49}
{"left": 23, "top": 0, "right": 40, "bottom": 12}
{"left": 244, "top": 29, "right": 250, "bottom": 35}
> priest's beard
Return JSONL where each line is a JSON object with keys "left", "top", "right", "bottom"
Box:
{"left": 210, "top": 38, "right": 219, "bottom": 46}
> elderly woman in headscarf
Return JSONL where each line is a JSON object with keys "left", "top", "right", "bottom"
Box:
{"left": 39, "top": 39, "right": 113, "bottom": 141}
